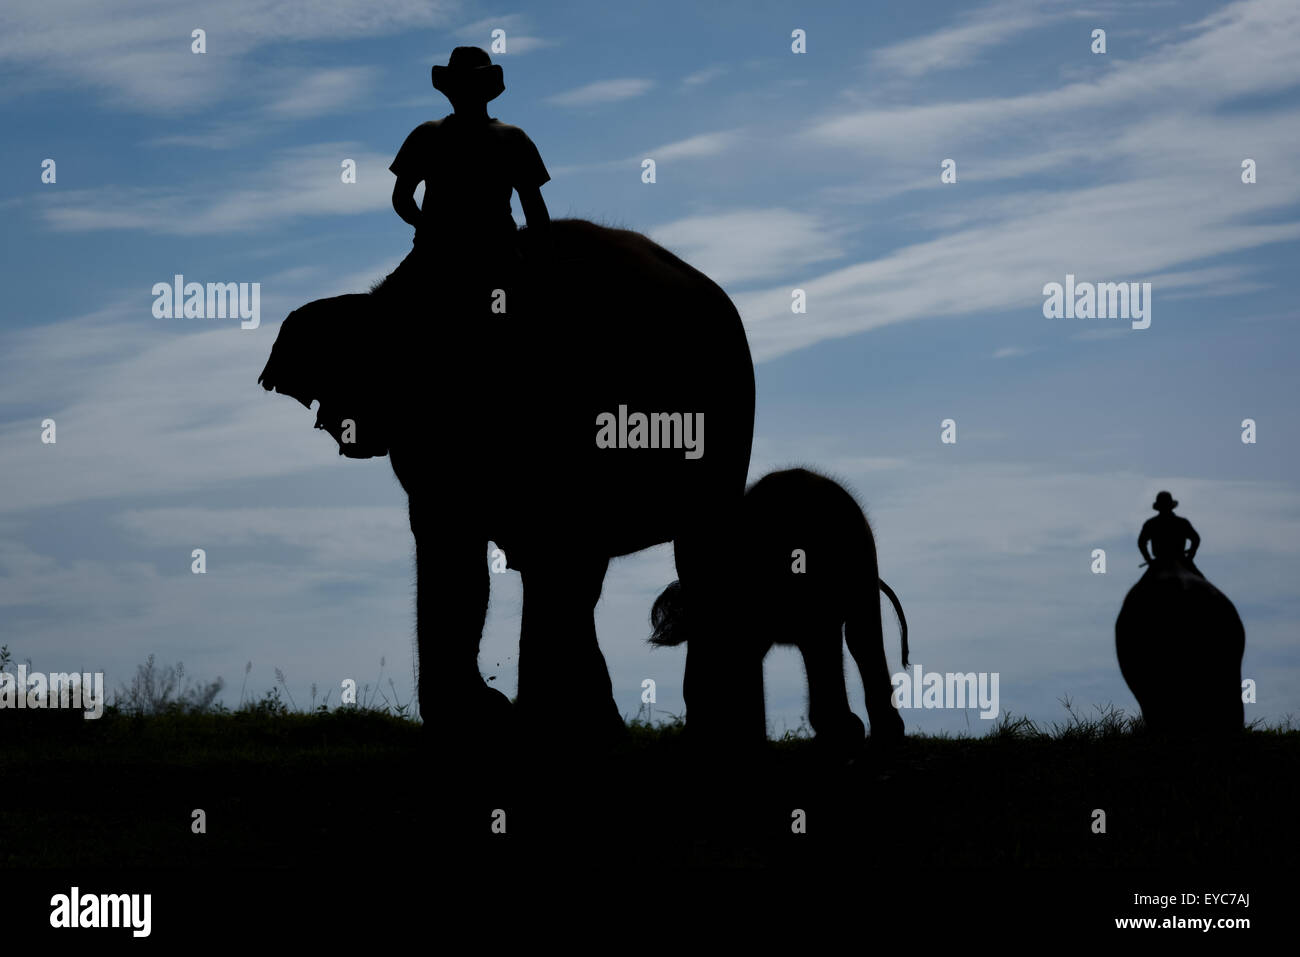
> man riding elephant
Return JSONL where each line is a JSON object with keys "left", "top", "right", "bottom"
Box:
{"left": 1117, "top": 490, "right": 1243, "bottom": 734}
{"left": 387, "top": 46, "right": 552, "bottom": 313}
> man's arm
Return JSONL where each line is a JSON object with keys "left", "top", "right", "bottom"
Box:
{"left": 391, "top": 175, "right": 422, "bottom": 229}
{"left": 517, "top": 185, "right": 552, "bottom": 255}
{"left": 1138, "top": 522, "right": 1153, "bottom": 563}
{"left": 1185, "top": 521, "right": 1200, "bottom": 559}
{"left": 514, "top": 130, "right": 551, "bottom": 250}
{"left": 518, "top": 186, "right": 550, "bottom": 233}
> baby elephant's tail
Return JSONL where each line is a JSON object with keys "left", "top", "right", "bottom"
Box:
{"left": 648, "top": 580, "right": 688, "bottom": 646}
{"left": 878, "top": 578, "right": 909, "bottom": 669}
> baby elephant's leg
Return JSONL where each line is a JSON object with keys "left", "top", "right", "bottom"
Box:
{"left": 801, "top": 629, "right": 866, "bottom": 746}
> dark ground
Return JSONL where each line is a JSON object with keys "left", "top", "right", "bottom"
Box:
{"left": 2, "top": 708, "right": 1293, "bottom": 940}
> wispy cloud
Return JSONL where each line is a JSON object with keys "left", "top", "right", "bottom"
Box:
{"left": 144, "top": 121, "right": 261, "bottom": 150}
{"left": 682, "top": 65, "right": 727, "bottom": 88}
{"left": 827, "top": 0, "right": 1300, "bottom": 154}
{"left": 38, "top": 144, "right": 393, "bottom": 235}
{"left": 645, "top": 130, "right": 740, "bottom": 161}
{"left": 265, "top": 67, "right": 378, "bottom": 117}
{"left": 550, "top": 129, "right": 743, "bottom": 175}
{"left": 649, "top": 209, "right": 846, "bottom": 287}
{"left": 114, "top": 507, "right": 410, "bottom": 565}
{"left": 0, "top": 0, "right": 458, "bottom": 113}
{"left": 545, "top": 78, "right": 654, "bottom": 106}
{"left": 728, "top": 0, "right": 1300, "bottom": 361}
{"left": 0, "top": 304, "right": 335, "bottom": 514}
{"left": 735, "top": 166, "right": 1300, "bottom": 361}
{"left": 870, "top": 0, "right": 1060, "bottom": 78}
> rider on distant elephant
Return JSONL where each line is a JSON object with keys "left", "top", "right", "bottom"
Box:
{"left": 1119, "top": 491, "right": 1242, "bottom": 733}
{"left": 1139, "top": 491, "right": 1201, "bottom": 570}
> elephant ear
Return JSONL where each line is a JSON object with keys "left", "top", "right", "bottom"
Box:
{"left": 648, "top": 580, "right": 687, "bottom": 646}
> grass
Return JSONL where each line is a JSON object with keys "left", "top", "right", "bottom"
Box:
{"left": 0, "top": 650, "right": 1295, "bottom": 878}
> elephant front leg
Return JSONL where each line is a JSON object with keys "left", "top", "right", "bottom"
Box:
{"left": 414, "top": 532, "right": 512, "bottom": 738}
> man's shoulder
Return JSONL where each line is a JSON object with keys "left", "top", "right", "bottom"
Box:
{"left": 487, "top": 120, "right": 534, "bottom": 143}
{"left": 404, "top": 117, "right": 456, "bottom": 140}
{"left": 391, "top": 120, "right": 443, "bottom": 174}
{"left": 412, "top": 118, "right": 448, "bottom": 134}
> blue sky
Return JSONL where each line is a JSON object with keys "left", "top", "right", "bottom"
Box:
{"left": 1, "top": 0, "right": 1296, "bottom": 734}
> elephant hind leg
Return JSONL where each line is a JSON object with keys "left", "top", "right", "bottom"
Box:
{"left": 516, "top": 553, "right": 624, "bottom": 745}
{"left": 675, "top": 518, "right": 767, "bottom": 746}
{"left": 801, "top": 626, "right": 865, "bottom": 751}
{"left": 845, "top": 608, "right": 904, "bottom": 741}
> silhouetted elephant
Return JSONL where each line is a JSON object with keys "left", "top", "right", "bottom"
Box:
{"left": 1115, "top": 559, "right": 1245, "bottom": 734}
{"left": 259, "top": 219, "right": 756, "bottom": 745}
{"left": 649, "top": 469, "right": 908, "bottom": 749}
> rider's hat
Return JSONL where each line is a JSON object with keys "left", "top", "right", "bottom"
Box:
{"left": 432, "top": 47, "right": 504, "bottom": 103}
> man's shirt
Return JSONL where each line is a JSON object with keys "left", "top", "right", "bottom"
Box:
{"left": 390, "top": 114, "right": 550, "bottom": 251}
{"left": 1140, "top": 513, "right": 1196, "bottom": 560}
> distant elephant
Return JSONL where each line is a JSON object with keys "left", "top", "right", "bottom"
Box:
{"left": 258, "top": 219, "right": 757, "bottom": 744}
{"left": 649, "top": 468, "right": 908, "bottom": 748}
{"left": 1115, "top": 559, "right": 1245, "bottom": 734}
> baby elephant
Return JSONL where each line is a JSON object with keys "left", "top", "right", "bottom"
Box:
{"left": 650, "top": 468, "right": 908, "bottom": 748}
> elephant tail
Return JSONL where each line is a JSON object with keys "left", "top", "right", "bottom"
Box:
{"left": 878, "top": 578, "right": 909, "bottom": 668}
{"left": 648, "top": 579, "right": 688, "bottom": 646}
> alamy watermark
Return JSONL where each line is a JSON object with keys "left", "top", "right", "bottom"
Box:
{"left": 891, "top": 665, "right": 1000, "bottom": 719}
{"left": 50, "top": 887, "right": 151, "bottom": 937}
{"left": 595, "top": 405, "right": 704, "bottom": 459}
{"left": 152, "top": 274, "right": 260, "bottom": 329}
{"left": 1042, "top": 273, "right": 1151, "bottom": 329}
{"left": 0, "top": 666, "right": 104, "bottom": 719}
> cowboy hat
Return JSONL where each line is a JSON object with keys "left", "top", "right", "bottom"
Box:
{"left": 1152, "top": 491, "right": 1178, "bottom": 510}
{"left": 432, "top": 47, "right": 504, "bottom": 103}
